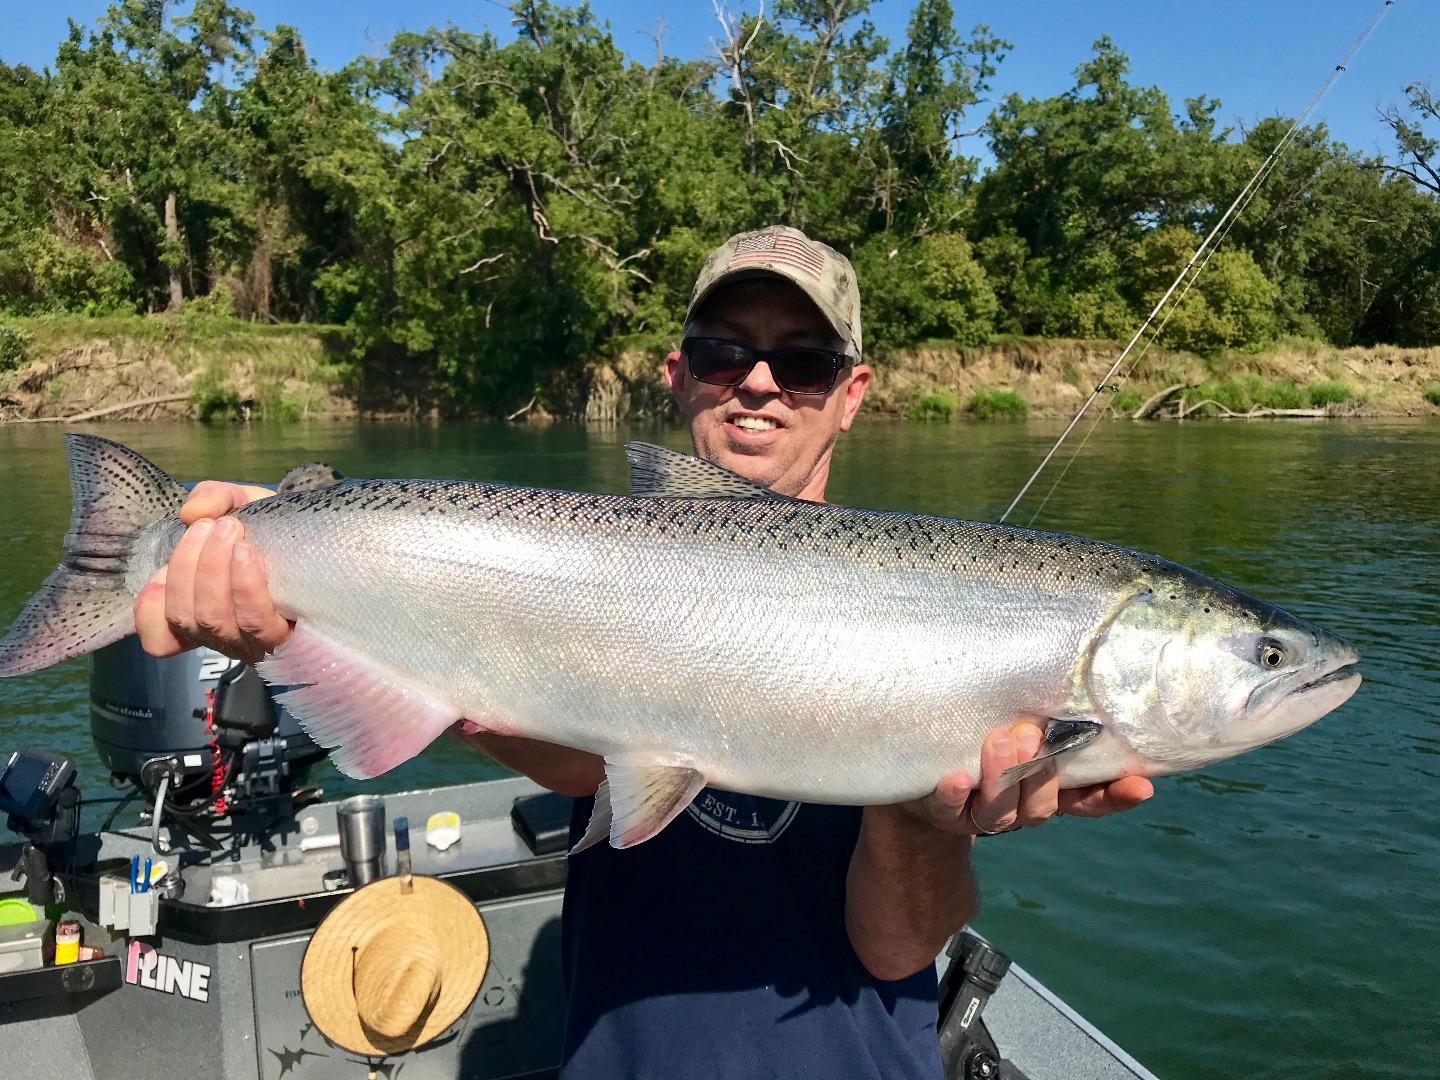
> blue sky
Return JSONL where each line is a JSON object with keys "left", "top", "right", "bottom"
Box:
{"left": 6, "top": 1, "right": 1434, "bottom": 163}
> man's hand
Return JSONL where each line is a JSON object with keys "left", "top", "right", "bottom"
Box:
{"left": 846, "top": 723, "right": 1153, "bottom": 980}
{"left": 134, "top": 481, "right": 293, "bottom": 666}
{"left": 905, "top": 723, "right": 1154, "bottom": 836}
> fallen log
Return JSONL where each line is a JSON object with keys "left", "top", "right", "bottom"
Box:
{"left": 1176, "top": 397, "right": 1328, "bottom": 420}
{"left": 1129, "top": 382, "right": 1190, "bottom": 420}
{"left": 3, "top": 392, "right": 191, "bottom": 424}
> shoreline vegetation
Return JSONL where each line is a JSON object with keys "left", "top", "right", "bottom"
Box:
{"left": 2, "top": 315, "right": 1437, "bottom": 426}
{"left": 2, "top": 2, "right": 1436, "bottom": 424}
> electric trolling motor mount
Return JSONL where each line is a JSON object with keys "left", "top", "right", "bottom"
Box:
{"left": 0, "top": 748, "right": 80, "bottom": 906}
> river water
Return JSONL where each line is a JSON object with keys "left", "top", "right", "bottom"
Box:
{"left": 1, "top": 418, "right": 1436, "bottom": 1078}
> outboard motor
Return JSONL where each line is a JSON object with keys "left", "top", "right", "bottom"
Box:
{"left": 89, "top": 639, "right": 326, "bottom": 818}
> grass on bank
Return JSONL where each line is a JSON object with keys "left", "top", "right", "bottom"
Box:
{"left": 1, "top": 313, "right": 353, "bottom": 420}
{"left": 906, "top": 392, "right": 958, "bottom": 421}
{"left": 1105, "top": 374, "right": 1359, "bottom": 417}
{"left": 906, "top": 388, "right": 1030, "bottom": 421}
{"left": 969, "top": 389, "right": 1028, "bottom": 419}
{"left": 1186, "top": 373, "right": 1356, "bottom": 413}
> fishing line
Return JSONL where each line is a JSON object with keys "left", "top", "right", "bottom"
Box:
{"left": 1019, "top": 237, "right": 1228, "bottom": 526}
{"left": 999, "top": 0, "right": 1396, "bottom": 527}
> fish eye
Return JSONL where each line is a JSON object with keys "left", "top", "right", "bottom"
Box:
{"left": 1259, "top": 644, "right": 1285, "bottom": 669}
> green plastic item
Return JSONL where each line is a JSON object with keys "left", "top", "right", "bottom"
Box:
{"left": 0, "top": 897, "right": 39, "bottom": 926}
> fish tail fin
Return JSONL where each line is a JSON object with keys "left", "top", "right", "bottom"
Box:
{"left": 0, "top": 434, "right": 186, "bottom": 676}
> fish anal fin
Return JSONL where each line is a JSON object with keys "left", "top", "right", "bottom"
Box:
{"left": 256, "top": 625, "right": 460, "bottom": 780}
{"left": 625, "top": 442, "right": 790, "bottom": 501}
{"left": 602, "top": 754, "right": 706, "bottom": 848}
{"left": 570, "top": 779, "right": 613, "bottom": 855}
{"left": 998, "top": 718, "right": 1104, "bottom": 789}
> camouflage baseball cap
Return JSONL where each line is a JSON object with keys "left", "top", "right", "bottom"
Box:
{"left": 685, "top": 226, "right": 863, "bottom": 359}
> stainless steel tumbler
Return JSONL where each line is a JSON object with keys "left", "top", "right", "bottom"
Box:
{"left": 336, "top": 794, "right": 386, "bottom": 887}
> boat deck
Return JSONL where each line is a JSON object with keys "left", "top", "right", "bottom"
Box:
{"left": 0, "top": 777, "right": 1157, "bottom": 1079}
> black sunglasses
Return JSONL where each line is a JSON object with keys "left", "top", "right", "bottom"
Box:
{"left": 682, "top": 336, "right": 852, "bottom": 396}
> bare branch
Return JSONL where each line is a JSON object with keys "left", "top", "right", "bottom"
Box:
{"left": 459, "top": 252, "right": 508, "bottom": 274}
{"left": 762, "top": 138, "right": 808, "bottom": 173}
{"left": 638, "top": 18, "right": 668, "bottom": 90}
{"left": 711, "top": 0, "right": 762, "bottom": 158}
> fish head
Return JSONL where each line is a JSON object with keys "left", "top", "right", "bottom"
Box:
{"left": 1086, "top": 567, "right": 1361, "bottom": 775}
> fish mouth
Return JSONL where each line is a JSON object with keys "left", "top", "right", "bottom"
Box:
{"left": 1291, "top": 662, "right": 1361, "bottom": 696}
{"left": 1253, "top": 657, "right": 1362, "bottom": 744}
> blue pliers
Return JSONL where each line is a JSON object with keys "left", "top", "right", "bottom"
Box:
{"left": 130, "top": 854, "right": 151, "bottom": 894}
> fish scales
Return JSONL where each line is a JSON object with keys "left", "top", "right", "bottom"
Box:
{"left": 1, "top": 436, "right": 1362, "bottom": 848}
{"left": 143, "top": 480, "right": 1131, "bottom": 802}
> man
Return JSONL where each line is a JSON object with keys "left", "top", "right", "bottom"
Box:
{"left": 135, "top": 225, "right": 1152, "bottom": 1078}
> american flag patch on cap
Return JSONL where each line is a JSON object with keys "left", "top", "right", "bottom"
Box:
{"left": 727, "top": 231, "right": 826, "bottom": 281}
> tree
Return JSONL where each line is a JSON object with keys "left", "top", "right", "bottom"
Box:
{"left": 44, "top": 0, "right": 255, "bottom": 313}
{"left": 1378, "top": 82, "right": 1439, "bottom": 195}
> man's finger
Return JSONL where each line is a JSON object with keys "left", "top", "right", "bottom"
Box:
{"left": 135, "top": 569, "right": 188, "bottom": 657}
{"left": 191, "top": 517, "right": 239, "bottom": 640}
{"left": 970, "top": 730, "right": 1020, "bottom": 833}
{"left": 181, "top": 482, "right": 243, "bottom": 526}
{"left": 180, "top": 482, "right": 274, "bottom": 526}
{"left": 231, "top": 540, "right": 292, "bottom": 657}
{"left": 914, "top": 770, "right": 975, "bottom": 829}
{"left": 1058, "top": 776, "right": 1154, "bottom": 818}
{"left": 163, "top": 519, "right": 213, "bottom": 640}
{"left": 1014, "top": 723, "right": 1060, "bottom": 826}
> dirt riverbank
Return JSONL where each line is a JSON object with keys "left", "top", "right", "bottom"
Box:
{"left": 2, "top": 316, "right": 1437, "bottom": 423}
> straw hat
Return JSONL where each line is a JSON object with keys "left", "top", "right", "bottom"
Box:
{"left": 301, "top": 875, "right": 489, "bottom": 1056}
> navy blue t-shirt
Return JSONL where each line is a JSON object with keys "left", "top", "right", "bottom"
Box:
{"left": 560, "top": 787, "right": 943, "bottom": 1079}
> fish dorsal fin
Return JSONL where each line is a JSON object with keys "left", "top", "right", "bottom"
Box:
{"left": 625, "top": 442, "right": 789, "bottom": 501}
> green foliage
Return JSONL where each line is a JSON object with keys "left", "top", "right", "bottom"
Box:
{"left": 0, "top": 321, "right": 30, "bottom": 371}
{"left": 1422, "top": 382, "right": 1440, "bottom": 406}
{"left": 191, "top": 371, "right": 242, "bottom": 421}
{"left": 1133, "top": 227, "right": 1278, "bottom": 355}
{"left": 969, "top": 388, "right": 1028, "bottom": 419}
{"left": 922, "top": 234, "right": 998, "bottom": 347}
{"left": 1112, "top": 388, "right": 1143, "bottom": 415}
{"left": 1188, "top": 375, "right": 1319, "bottom": 413}
{"left": 1306, "top": 379, "right": 1353, "bottom": 407}
{"left": 0, "top": 233, "right": 135, "bottom": 315}
{"left": 907, "top": 392, "right": 958, "bottom": 421}
{"left": 184, "top": 281, "right": 234, "bottom": 318}
{"left": 0, "top": 4, "right": 1436, "bottom": 411}
{"left": 1186, "top": 375, "right": 1356, "bottom": 413}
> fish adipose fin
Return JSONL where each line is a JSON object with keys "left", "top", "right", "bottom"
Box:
{"left": 598, "top": 753, "right": 706, "bottom": 848}
{"left": 625, "top": 442, "right": 792, "bottom": 502}
{"left": 0, "top": 434, "right": 186, "bottom": 677}
{"left": 998, "top": 718, "right": 1104, "bottom": 788}
{"left": 256, "top": 625, "right": 461, "bottom": 780}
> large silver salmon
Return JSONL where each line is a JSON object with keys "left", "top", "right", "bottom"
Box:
{"left": 0, "top": 435, "right": 1360, "bottom": 848}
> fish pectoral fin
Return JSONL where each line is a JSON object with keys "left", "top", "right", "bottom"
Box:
{"left": 569, "top": 780, "right": 613, "bottom": 855}
{"left": 997, "top": 718, "right": 1104, "bottom": 789}
{"left": 625, "top": 442, "right": 791, "bottom": 501}
{"left": 601, "top": 754, "right": 706, "bottom": 848}
{"left": 255, "top": 624, "right": 462, "bottom": 780}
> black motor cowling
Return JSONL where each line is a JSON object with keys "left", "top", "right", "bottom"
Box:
{"left": 89, "top": 637, "right": 325, "bottom": 812}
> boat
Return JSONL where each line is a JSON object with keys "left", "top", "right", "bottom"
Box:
{"left": 0, "top": 630, "right": 1159, "bottom": 1079}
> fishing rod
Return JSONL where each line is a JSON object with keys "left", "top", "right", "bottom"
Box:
{"left": 998, "top": 0, "right": 1397, "bottom": 527}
